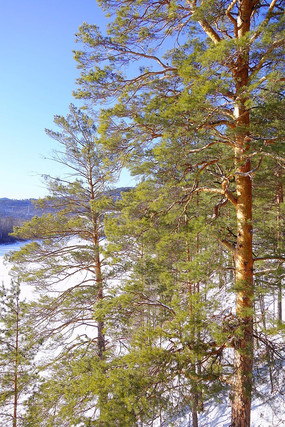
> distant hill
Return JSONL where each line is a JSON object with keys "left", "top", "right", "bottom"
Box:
{"left": 0, "top": 198, "right": 42, "bottom": 220}
{"left": 0, "top": 187, "right": 131, "bottom": 244}
{"left": 0, "top": 199, "right": 39, "bottom": 243}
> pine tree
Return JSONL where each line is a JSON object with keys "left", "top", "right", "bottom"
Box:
{"left": 74, "top": 1, "right": 284, "bottom": 425}
{"left": 0, "top": 281, "right": 40, "bottom": 426}
{"left": 98, "top": 182, "right": 233, "bottom": 424}
{"left": 8, "top": 105, "right": 119, "bottom": 424}
{"left": 10, "top": 104, "right": 116, "bottom": 360}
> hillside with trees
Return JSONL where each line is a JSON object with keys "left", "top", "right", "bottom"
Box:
{"left": 0, "top": 199, "right": 40, "bottom": 243}
{"left": 0, "top": 0, "right": 284, "bottom": 426}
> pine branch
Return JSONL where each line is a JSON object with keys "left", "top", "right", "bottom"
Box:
{"left": 221, "top": 181, "right": 237, "bottom": 206}
{"left": 219, "top": 239, "right": 236, "bottom": 254}
{"left": 226, "top": 0, "right": 238, "bottom": 37}
{"left": 250, "top": 0, "right": 279, "bottom": 44}
{"left": 253, "top": 256, "right": 285, "bottom": 262}
{"left": 250, "top": 38, "right": 285, "bottom": 80}
{"left": 183, "top": 184, "right": 237, "bottom": 207}
{"left": 255, "top": 268, "right": 284, "bottom": 275}
{"left": 185, "top": 0, "right": 222, "bottom": 43}
{"left": 198, "top": 19, "right": 222, "bottom": 44}
{"left": 136, "top": 296, "right": 176, "bottom": 315}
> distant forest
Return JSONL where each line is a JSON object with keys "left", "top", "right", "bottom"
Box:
{"left": 0, "top": 199, "right": 41, "bottom": 243}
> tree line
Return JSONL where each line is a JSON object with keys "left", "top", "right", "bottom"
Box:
{"left": 0, "top": 1, "right": 284, "bottom": 426}
{"left": 0, "top": 216, "right": 22, "bottom": 243}
{"left": 0, "top": 199, "right": 40, "bottom": 243}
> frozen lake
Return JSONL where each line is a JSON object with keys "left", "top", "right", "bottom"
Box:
{"left": 0, "top": 241, "right": 31, "bottom": 297}
{"left": 0, "top": 241, "right": 26, "bottom": 257}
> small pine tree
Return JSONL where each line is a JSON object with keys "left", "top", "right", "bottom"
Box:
{"left": 0, "top": 281, "right": 40, "bottom": 426}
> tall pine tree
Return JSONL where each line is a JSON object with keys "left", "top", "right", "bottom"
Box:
{"left": 11, "top": 104, "right": 117, "bottom": 361}
{"left": 74, "top": 1, "right": 284, "bottom": 425}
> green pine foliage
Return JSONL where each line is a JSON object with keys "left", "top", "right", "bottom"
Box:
{"left": 0, "top": 281, "right": 41, "bottom": 426}
{"left": 72, "top": 0, "right": 284, "bottom": 424}
{"left": 100, "top": 182, "right": 234, "bottom": 423}
{"left": 7, "top": 105, "right": 119, "bottom": 424}
{"left": 2, "top": 1, "right": 284, "bottom": 425}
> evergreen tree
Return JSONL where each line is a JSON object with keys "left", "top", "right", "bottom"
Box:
{"left": 11, "top": 104, "right": 116, "bottom": 359}
{"left": 74, "top": 1, "right": 284, "bottom": 425}
{"left": 98, "top": 182, "right": 233, "bottom": 424}
{"left": 9, "top": 105, "right": 119, "bottom": 424}
{"left": 0, "top": 281, "right": 39, "bottom": 427}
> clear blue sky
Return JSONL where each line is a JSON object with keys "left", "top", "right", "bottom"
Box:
{"left": 0, "top": 0, "right": 134, "bottom": 199}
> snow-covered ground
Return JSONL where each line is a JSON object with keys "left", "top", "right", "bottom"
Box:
{"left": 0, "top": 241, "right": 36, "bottom": 300}
{"left": 0, "top": 241, "right": 26, "bottom": 283}
{"left": 174, "top": 390, "right": 285, "bottom": 427}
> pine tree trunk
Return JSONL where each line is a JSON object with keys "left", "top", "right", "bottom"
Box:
{"left": 192, "top": 399, "right": 199, "bottom": 427}
{"left": 276, "top": 174, "right": 283, "bottom": 323}
{"left": 259, "top": 291, "right": 274, "bottom": 393}
{"left": 231, "top": 157, "right": 254, "bottom": 427}
{"left": 89, "top": 172, "right": 105, "bottom": 359}
{"left": 13, "top": 295, "right": 19, "bottom": 427}
{"left": 92, "top": 213, "right": 107, "bottom": 422}
{"left": 231, "top": 2, "right": 255, "bottom": 425}
{"left": 186, "top": 225, "right": 200, "bottom": 427}
{"left": 94, "top": 226, "right": 105, "bottom": 360}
